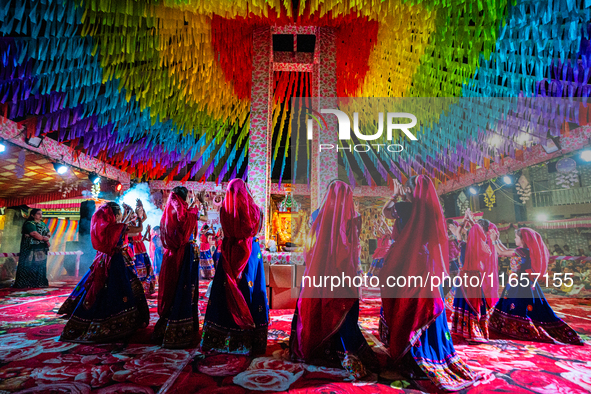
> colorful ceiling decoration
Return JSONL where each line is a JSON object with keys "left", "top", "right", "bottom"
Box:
{"left": 0, "top": 0, "right": 590, "bottom": 186}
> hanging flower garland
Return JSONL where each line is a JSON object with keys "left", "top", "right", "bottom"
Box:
{"left": 58, "top": 180, "right": 79, "bottom": 199}
{"left": 91, "top": 182, "right": 101, "bottom": 199}
{"left": 556, "top": 158, "right": 579, "bottom": 189}
{"left": 516, "top": 174, "right": 531, "bottom": 203}
{"left": 456, "top": 191, "right": 470, "bottom": 215}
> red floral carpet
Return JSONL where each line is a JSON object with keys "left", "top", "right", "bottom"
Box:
{"left": 0, "top": 280, "right": 590, "bottom": 393}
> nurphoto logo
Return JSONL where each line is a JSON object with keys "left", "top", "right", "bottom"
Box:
{"left": 304, "top": 107, "right": 418, "bottom": 153}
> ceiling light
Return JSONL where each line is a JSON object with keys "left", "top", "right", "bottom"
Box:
{"left": 537, "top": 213, "right": 548, "bottom": 222}
{"left": 581, "top": 149, "right": 591, "bottom": 162}
{"left": 89, "top": 173, "right": 101, "bottom": 184}
{"left": 25, "top": 135, "right": 44, "bottom": 148}
{"left": 53, "top": 163, "right": 69, "bottom": 175}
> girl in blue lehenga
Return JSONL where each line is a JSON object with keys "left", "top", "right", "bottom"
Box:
{"left": 149, "top": 226, "right": 163, "bottom": 275}
{"left": 379, "top": 176, "right": 477, "bottom": 391}
{"left": 201, "top": 179, "right": 269, "bottom": 356}
{"left": 58, "top": 202, "right": 149, "bottom": 343}
{"left": 199, "top": 225, "right": 215, "bottom": 279}
{"left": 489, "top": 227, "right": 583, "bottom": 345}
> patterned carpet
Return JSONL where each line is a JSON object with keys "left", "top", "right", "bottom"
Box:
{"left": 0, "top": 280, "right": 590, "bottom": 393}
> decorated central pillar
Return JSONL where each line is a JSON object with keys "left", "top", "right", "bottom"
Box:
{"left": 310, "top": 27, "right": 339, "bottom": 211}
{"left": 248, "top": 25, "right": 338, "bottom": 241}
{"left": 248, "top": 26, "right": 273, "bottom": 242}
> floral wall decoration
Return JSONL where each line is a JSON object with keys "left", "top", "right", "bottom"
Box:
{"left": 484, "top": 184, "right": 496, "bottom": 211}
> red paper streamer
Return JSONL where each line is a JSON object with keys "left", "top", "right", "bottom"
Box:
{"left": 211, "top": 13, "right": 378, "bottom": 101}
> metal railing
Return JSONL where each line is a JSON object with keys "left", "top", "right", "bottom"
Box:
{"left": 532, "top": 186, "right": 591, "bottom": 207}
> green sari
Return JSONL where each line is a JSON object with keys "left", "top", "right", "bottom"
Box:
{"left": 13, "top": 220, "right": 50, "bottom": 288}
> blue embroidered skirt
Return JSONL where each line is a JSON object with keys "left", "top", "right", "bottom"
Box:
{"left": 490, "top": 281, "right": 583, "bottom": 344}
{"left": 201, "top": 239, "right": 268, "bottom": 355}
{"left": 153, "top": 243, "right": 200, "bottom": 349}
{"left": 58, "top": 252, "right": 149, "bottom": 343}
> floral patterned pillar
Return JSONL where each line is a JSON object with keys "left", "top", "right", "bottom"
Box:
{"left": 248, "top": 26, "right": 273, "bottom": 241}
{"left": 311, "top": 27, "right": 338, "bottom": 210}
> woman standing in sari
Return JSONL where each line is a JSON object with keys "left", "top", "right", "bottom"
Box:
{"left": 450, "top": 214, "right": 498, "bottom": 343}
{"left": 290, "top": 180, "right": 378, "bottom": 376}
{"left": 379, "top": 176, "right": 477, "bottom": 391}
{"left": 201, "top": 179, "right": 268, "bottom": 355}
{"left": 489, "top": 227, "right": 583, "bottom": 344}
{"left": 154, "top": 187, "right": 205, "bottom": 349}
{"left": 13, "top": 209, "right": 50, "bottom": 288}
{"left": 58, "top": 202, "right": 149, "bottom": 343}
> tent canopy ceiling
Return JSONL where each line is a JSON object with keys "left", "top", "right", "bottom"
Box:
{"left": 0, "top": 0, "right": 589, "bottom": 187}
{"left": 0, "top": 142, "right": 91, "bottom": 204}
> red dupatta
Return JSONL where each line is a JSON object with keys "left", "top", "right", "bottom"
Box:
{"left": 85, "top": 204, "right": 126, "bottom": 309}
{"left": 158, "top": 193, "right": 199, "bottom": 317}
{"left": 379, "top": 175, "right": 448, "bottom": 362}
{"left": 519, "top": 228, "right": 549, "bottom": 275}
{"left": 291, "top": 180, "right": 361, "bottom": 361}
{"left": 462, "top": 223, "right": 498, "bottom": 311}
{"left": 219, "top": 179, "right": 261, "bottom": 329}
{"left": 372, "top": 235, "right": 391, "bottom": 260}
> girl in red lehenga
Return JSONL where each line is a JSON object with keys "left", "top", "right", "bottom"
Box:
{"left": 450, "top": 211, "right": 499, "bottom": 343}
{"left": 290, "top": 180, "right": 379, "bottom": 376}
{"left": 379, "top": 175, "right": 478, "bottom": 391}
{"left": 153, "top": 187, "right": 205, "bottom": 348}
